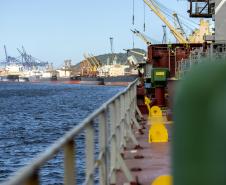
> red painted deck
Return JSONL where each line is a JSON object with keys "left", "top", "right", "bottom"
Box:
{"left": 116, "top": 119, "right": 172, "bottom": 185}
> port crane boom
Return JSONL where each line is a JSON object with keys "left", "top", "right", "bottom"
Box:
{"left": 88, "top": 54, "right": 102, "bottom": 68}
{"left": 84, "top": 53, "right": 98, "bottom": 69}
{"left": 172, "top": 12, "right": 188, "bottom": 40}
{"left": 143, "top": 0, "right": 188, "bottom": 44}
{"left": 131, "top": 29, "right": 152, "bottom": 45}
{"left": 124, "top": 49, "right": 146, "bottom": 57}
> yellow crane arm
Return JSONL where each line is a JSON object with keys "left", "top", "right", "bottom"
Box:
{"left": 144, "top": 0, "right": 188, "bottom": 44}
{"left": 83, "top": 53, "right": 97, "bottom": 71}
{"left": 88, "top": 54, "right": 101, "bottom": 68}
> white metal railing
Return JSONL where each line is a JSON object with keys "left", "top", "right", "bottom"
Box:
{"left": 1, "top": 79, "right": 142, "bottom": 185}
{"left": 176, "top": 46, "right": 226, "bottom": 79}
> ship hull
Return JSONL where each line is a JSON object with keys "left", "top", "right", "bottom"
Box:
{"left": 80, "top": 77, "right": 104, "bottom": 85}
{"left": 104, "top": 75, "right": 138, "bottom": 86}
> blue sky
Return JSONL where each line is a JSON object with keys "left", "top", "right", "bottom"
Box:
{"left": 0, "top": 0, "right": 197, "bottom": 67}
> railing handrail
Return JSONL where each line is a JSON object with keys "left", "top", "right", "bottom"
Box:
{"left": 2, "top": 78, "right": 139, "bottom": 185}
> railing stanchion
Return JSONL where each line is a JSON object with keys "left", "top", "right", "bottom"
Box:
{"left": 85, "top": 122, "right": 94, "bottom": 185}
{"left": 25, "top": 171, "right": 39, "bottom": 185}
{"left": 115, "top": 99, "right": 121, "bottom": 170}
{"left": 109, "top": 103, "right": 117, "bottom": 184}
{"left": 98, "top": 112, "right": 107, "bottom": 185}
{"left": 64, "top": 140, "right": 76, "bottom": 185}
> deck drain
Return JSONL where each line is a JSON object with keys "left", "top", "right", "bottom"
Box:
{"left": 134, "top": 145, "right": 143, "bottom": 150}
{"left": 131, "top": 167, "right": 142, "bottom": 172}
{"left": 134, "top": 155, "right": 144, "bottom": 159}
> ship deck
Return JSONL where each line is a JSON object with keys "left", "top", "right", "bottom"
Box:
{"left": 116, "top": 118, "right": 172, "bottom": 185}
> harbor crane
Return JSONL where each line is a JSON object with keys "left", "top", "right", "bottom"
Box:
{"left": 4, "top": 45, "right": 9, "bottom": 63}
{"left": 88, "top": 54, "right": 102, "bottom": 68}
{"left": 143, "top": 0, "right": 189, "bottom": 44}
{"left": 83, "top": 53, "right": 98, "bottom": 76}
{"left": 17, "top": 46, "right": 48, "bottom": 68}
{"left": 124, "top": 49, "right": 146, "bottom": 57}
{"left": 124, "top": 49, "right": 147, "bottom": 68}
{"left": 3, "top": 45, "right": 20, "bottom": 64}
{"left": 131, "top": 29, "right": 152, "bottom": 45}
{"left": 1, "top": 45, "right": 48, "bottom": 69}
{"left": 83, "top": 53, "right": 98, "bottom": 70}
{"left": 172, "top": 12, "right": 188, "bottom": 41}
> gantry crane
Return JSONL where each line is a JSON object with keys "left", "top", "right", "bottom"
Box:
{"left": 3, "top": 45, "right": 21, "bottom": 64}
{"left": 131, "top": 29, "right": 152, "bottom": 45}
{"left": 143, "top": 0, "right": 189, "bottom": 44}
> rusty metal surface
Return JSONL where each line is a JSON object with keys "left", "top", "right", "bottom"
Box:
{"left": 147, "top": 44, "right": 204, "bottom": 77}
{"left": 116, "top": 121, "right": 172, "bottom": 185}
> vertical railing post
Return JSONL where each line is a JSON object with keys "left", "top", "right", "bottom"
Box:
{"left": 125, "top": 89, "right": 139, "bottom": 147}
{"left": 98, "top": 112, "right": 108, "bottom": 185}
{"left": 126, "top": 91, "right": 131, "bottom": 137}
{"left": 120, "top": 94, "right": 126, "bottom": 148}
{"left": 124, "top": 92, "right": 129, "bottom": 145}
{"left": 25, "top": 171, "right": 39, "bottom": 185}
{"left": 85, "top": 122, "right": 95, "bottom": 185}
{"left": 132, "top": 84, "right": 136, "bottom": 115}
{"left": 115, "top": 98, "right": 121, "bottom": 170}
{"left": 64, "top": 140, "right": 76, "bottom": 185}
{"left": 109, "top": 103, "right": 117, "bottom": 184}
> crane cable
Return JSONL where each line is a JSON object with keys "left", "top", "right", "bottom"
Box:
{"left": 132, "top": 0, "right": 135, "bottom": 25}
{"left": 148, "top": 0, "right": 198, "bottom": 33}
{"left": 153, "top": 0, "right": 199, "bottom": 28}
{"left": 143, "top": 1, "right": 146, "bottom": 32}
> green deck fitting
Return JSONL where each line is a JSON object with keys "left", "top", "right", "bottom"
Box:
{"left": 173, "top": 58, "right": 226, "bottom": 185}
{"left": 151, "top": 68, "right": 169, "bottom": 87}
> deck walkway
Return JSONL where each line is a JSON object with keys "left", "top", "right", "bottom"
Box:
{"left": 116, "top": 118, "right": 172, "bottom": 185}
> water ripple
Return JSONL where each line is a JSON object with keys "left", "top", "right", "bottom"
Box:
{"left": 0, "top": 82, "right": 124, "bottom": 184}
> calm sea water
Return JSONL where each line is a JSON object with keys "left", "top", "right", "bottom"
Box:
{"left": 0, "top": 82, "right": 124, "bottom": 184}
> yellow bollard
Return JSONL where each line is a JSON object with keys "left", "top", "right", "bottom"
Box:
{"left": 151, "top": 175, "right": 172, "bottom": 185}
{"left": 148, "top": 106, "right": 168, "bottom": 143}
{"left": 150, "top": 106, "right": 162, "bottom": 117}
{"left": 149, "top": 123, "right": 168, "bottom": 143}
